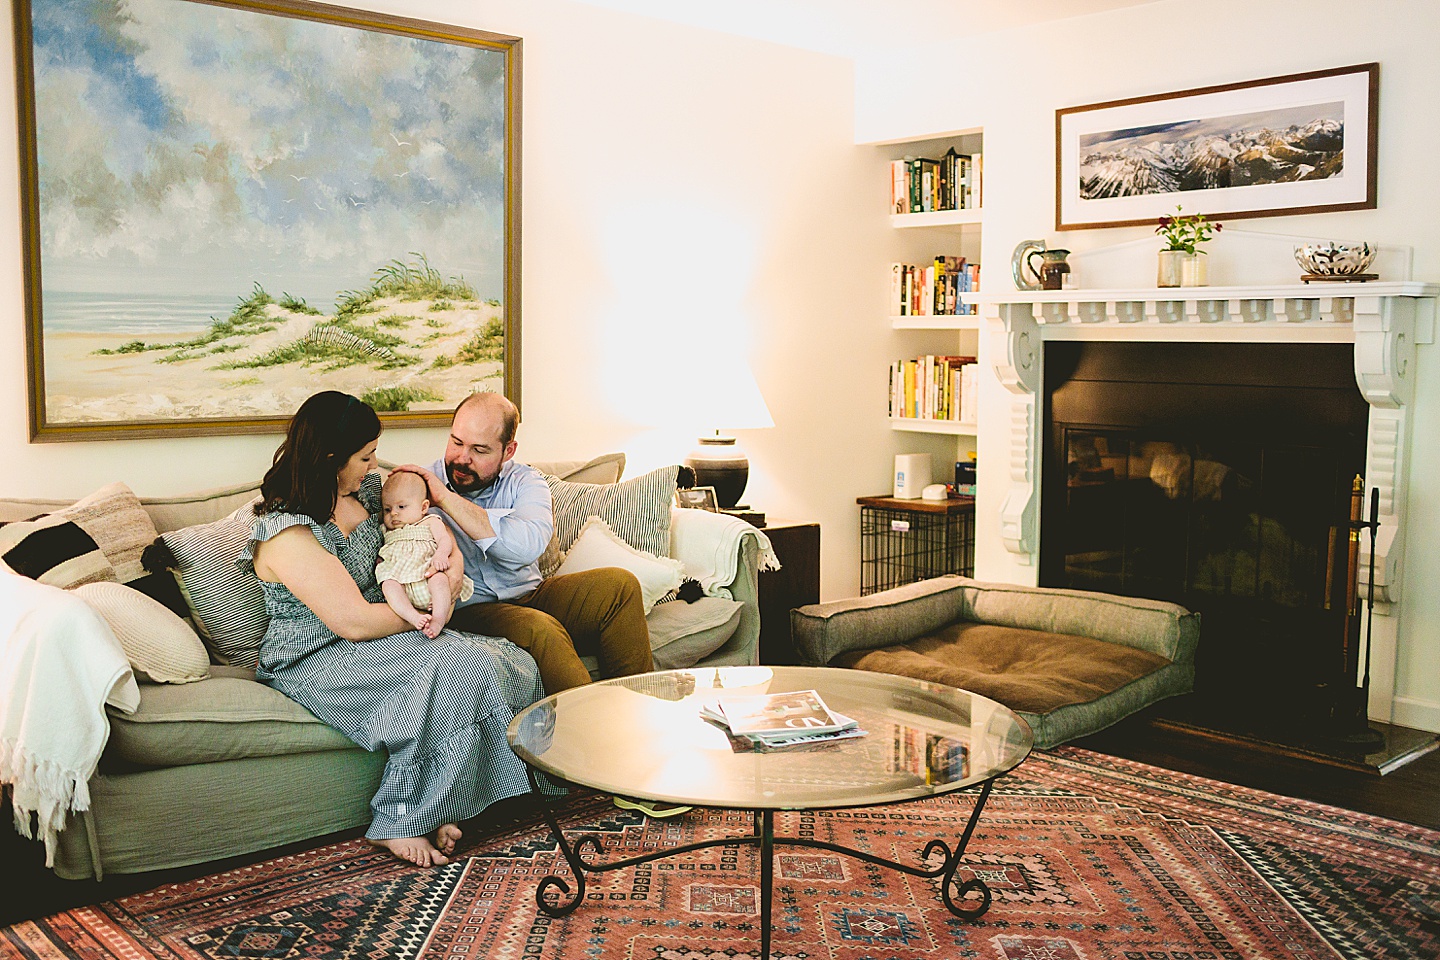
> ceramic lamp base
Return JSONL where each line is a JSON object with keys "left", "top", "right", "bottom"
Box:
{"left": 685, "top": 436, "right": 749, "bottom": 509}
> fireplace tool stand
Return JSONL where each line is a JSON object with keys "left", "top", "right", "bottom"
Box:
{"left": 1331, "top": 486, "right": 1384, "bottom": 750}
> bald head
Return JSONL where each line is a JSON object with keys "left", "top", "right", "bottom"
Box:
{"left": 454, "top": 391, "right": 519, "bottom": 446}
{"left": 444, "top": 392, "right": 519, "bottom": 494}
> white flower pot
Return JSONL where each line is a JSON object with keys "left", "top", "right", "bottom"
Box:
{"left": 1157, "top": 250, "right": 1185, "bottom": 287}
{"left": 1181, "top": 251, "right": 1208, "bottom": 287}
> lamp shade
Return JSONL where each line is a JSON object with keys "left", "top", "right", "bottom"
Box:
{"left": 685, "top": 358, "right": 774, "bottom": 433}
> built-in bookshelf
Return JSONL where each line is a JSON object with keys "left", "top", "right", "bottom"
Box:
{"left": 876, "top": 128, "right": 984, "bottom": 442}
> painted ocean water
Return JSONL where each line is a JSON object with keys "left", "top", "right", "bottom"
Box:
{"left": 42, "top": 291, "right": 255, "bottom": 335}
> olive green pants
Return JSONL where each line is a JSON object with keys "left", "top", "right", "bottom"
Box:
{"left": 448, "top": 566, "right": 654, "bottom": 694}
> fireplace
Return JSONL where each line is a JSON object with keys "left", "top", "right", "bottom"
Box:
{"left": 1039, "top": 341, "right": 1369, "bottom": 727}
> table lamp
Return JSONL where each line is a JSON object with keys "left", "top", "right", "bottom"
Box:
{"left": 683, "top": 360, "right": 774, "bottom": 510}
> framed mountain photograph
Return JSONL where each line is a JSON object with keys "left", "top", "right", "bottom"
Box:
{"left": 14, "top": 0, "right": 521, "bottom": 440}
{"left": 1056, "top": 63, "right": 1377, "bottom": 231}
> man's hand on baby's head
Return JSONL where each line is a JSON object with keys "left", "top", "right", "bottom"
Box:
{"left": 393, "top": 464, "right": 447, "bottom": 504}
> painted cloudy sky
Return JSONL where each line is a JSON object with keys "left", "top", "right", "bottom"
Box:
{"left": 31, "top": 0, "right": 507, "bottom": 304}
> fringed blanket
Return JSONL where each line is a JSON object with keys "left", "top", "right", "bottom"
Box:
{"left": 0, "top": 570, "right": 139, "bottom": 866}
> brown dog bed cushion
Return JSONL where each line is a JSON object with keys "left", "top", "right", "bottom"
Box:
{"left": 835, "top": 622, "right": 1171, "bottom": 715}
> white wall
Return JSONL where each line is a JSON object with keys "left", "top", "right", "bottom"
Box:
{"left": 855, "top": 0, "right": 1440, "bottom": 731}
{"left": 0, "top": 0, "right": 899, "bottom": 601}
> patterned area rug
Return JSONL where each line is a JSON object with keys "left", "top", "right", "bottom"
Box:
{"left": 5, "top": 747, "right": 1439, "bottom": 960}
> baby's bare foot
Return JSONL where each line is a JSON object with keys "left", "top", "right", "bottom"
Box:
{"left": 432, "top": 823, "right": 462, "bottom": 857}
{"left": 367, "top": 835, "right": 448, "bottom": 867}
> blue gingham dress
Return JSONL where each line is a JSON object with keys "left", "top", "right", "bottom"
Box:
{"left": 240, "top": 473, "right": 545, "bottom": 841}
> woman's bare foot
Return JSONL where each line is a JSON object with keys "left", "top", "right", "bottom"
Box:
{"left": 368, "top": 835, "right": 449, "bottom": 867}
{"left": 433, "top": 823, "right": 462, "bottom": 857}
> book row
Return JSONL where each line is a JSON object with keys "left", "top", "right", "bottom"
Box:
{"left": 889, "top": 355, "right": 978, "bottom": 423}
{"left": 891, "top": 257, "right": 979, "bottom": 317}
{"left": 890, "top": 149, "right": 982, "bottom": 214}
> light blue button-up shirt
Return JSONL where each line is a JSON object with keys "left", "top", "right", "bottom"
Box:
{"left": 429, "top": 457, "right": 554, "bottom": 605}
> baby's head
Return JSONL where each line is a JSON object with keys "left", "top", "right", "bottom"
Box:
{"left": 381, "top": 471, "right": 430, "bottom": 530}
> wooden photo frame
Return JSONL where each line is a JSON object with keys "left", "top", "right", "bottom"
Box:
{"left": 15, "top": 0, "right": 521, "bottom": 441}
{"left": 1055, "top": 63, "right": 1378, "bottom": 231}
{"left": 674, "top": 486, "right": 721, "bottom": 512}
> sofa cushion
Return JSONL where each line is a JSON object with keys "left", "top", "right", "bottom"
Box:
{"left": 539, "top": 465, "right": 678, "bottom": 577}
{"left": 72, "top": 581, "right": 210, "bottom": 684}
{"left": 529, "top": 453, "right": 626, "bottom": 485}
{"left": 160, "top": 508, "right": 268, "bottom": 668}
{"left": 105, "top": 665, "right": 355, "bottom": 767}
{"left": 836, "top": 622, "right": 1171, "bottom": 716}
{"left": 648, "top": 597, "right": 744, "bottom": 670}
{"left": 554, "top": 516, "right": 684, "bottom": 613}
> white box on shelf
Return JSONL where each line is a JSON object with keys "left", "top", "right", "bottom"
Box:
{"left": 894, "top": 453, "right": 932, "bottom": 499}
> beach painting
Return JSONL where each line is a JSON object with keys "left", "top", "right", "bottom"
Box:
{"left": 16, "top": 0, "right": 520, "bottom": 440}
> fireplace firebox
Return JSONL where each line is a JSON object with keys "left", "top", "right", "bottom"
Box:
{"left": 1040, "top": 341, "right": 1370, "bottom": 729}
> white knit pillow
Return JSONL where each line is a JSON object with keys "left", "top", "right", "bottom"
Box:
{"left": 553, "top": 516, "right": 684, "bottom": 614}
{"left": 72, "top": 581, "right": 210, "bottom": 683}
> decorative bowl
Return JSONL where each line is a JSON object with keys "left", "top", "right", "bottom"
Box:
{"left": 1294, "top": 241, "right": 1377, "bottom": 276}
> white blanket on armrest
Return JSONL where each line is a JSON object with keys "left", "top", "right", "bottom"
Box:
{"left": 0, "top": 570, "right": 140, "bottom": 867}
{"left": 669, "top": 509, "right": 780, "bottom": 599}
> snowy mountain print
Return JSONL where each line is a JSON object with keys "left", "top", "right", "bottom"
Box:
{"left": 1078, "top": 102, "right": 1345, "bottom": 199}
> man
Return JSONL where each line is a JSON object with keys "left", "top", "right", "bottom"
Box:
{"left": 398, "top": 391, "right": 654, "bottom": 693}
{"left": 397, "top": 393, "right": 688, "bottom": 819}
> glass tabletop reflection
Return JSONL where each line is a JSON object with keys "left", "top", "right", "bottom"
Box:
{"left": 507, "top": 666, "right": 1033, "bottom": 811}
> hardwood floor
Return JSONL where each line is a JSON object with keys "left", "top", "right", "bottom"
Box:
{"left": 5, "top": 712, "right": 1437, "bottom": 928}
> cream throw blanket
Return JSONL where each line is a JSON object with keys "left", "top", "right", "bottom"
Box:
{"left": 669, "top": 508, "right": 780, "bottom": 599}
{"left": 0, "top": 569, "right": 140, "bottom": 866}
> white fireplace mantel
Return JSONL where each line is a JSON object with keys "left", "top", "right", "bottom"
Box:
{"left": 972, "top": 282, "right": 1437, "bottom": 598}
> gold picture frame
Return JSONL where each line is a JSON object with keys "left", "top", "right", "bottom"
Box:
{"left": 15, "top": 0, "right": 522, "bottom": 440}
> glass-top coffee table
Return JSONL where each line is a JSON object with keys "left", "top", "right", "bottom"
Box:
{"left": 507, "top": 666, "right": 1032, "bottom": 959}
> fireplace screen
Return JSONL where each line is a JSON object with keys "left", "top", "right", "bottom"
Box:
{"left": 1041, "top": 341, "right": 1369, "bottom": 716}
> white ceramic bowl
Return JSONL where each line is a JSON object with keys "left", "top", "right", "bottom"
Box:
{"left": 1294, "top": 241, "right": 1376, "bottom": 276}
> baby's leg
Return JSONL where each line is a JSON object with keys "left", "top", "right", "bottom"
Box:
{"left": 426, "top": 573, "right": 454, "bottom": 636}
{"left": 381, "top": 578, "right": 432, "bottom": 633}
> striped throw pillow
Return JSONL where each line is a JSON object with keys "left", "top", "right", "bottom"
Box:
{"left": 161, "top": 509, "right": 267, "bottom": 668}
{"left": 540, "top": 466, "right": 678, "bottom": 577}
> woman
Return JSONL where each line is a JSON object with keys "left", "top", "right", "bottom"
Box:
{"left": 242, "top": 391, "right": 546, "bottom": 867}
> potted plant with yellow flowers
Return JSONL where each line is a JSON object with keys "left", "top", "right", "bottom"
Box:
{"left": 1155, "top": 205, "right": 1222, "bottom": 287}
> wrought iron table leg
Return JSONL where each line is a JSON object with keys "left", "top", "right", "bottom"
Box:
{"left": 758, "top": 809, "right": 774, "bottom": 960}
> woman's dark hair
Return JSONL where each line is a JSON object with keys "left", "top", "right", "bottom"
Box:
{"left": 258, "top": 392, "right": 381, "bottom": 522}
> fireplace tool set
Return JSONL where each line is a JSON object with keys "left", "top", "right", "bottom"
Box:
{"left": 1329, "top": 478, "right": 1385, "bottom": 750}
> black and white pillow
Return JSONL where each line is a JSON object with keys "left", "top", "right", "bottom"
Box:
{"left": 0, "top": 517, "right": 116, "bottom": 588}
{"left": 159, "top": 511, "right": 268, "bottom": 668}
{"left": 539, "top": 466, "right": 678, "bottom": 578}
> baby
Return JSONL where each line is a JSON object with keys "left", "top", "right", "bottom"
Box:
{"left": 376, "top": 471, "right": 474, "bottom": 638}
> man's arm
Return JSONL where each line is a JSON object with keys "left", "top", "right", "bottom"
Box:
{"left": 394, "top": 464, "right": 495, "bottom": 540}
{"left": 396, "top": 462, "right": 554, "bottom": 568}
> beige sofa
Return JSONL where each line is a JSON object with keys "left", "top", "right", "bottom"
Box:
{"left": 1, "top": 454, "right": 762, "bottom": 880}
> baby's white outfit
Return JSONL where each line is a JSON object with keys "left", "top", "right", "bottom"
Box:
{"left": 375, "top": 522, "right": 475, "bottom": 611}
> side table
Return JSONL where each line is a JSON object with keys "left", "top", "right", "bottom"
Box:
{"left": 755, "top": 520, "right": 819, "bottom": 665}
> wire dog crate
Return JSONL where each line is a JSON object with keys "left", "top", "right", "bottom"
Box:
{"left": 857, "top": 495, "right": 975, "bottom": 595}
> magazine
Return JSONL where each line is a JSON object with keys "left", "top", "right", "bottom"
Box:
{"left": 699, "top": 700, "right": 865, "bottom": 751}
{"left": 716, "top": 689, "right": 853, "bottom": 737}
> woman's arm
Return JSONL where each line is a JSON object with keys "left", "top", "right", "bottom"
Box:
{"left": 253, "top": 525, "right": 411, "bottom": 641}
